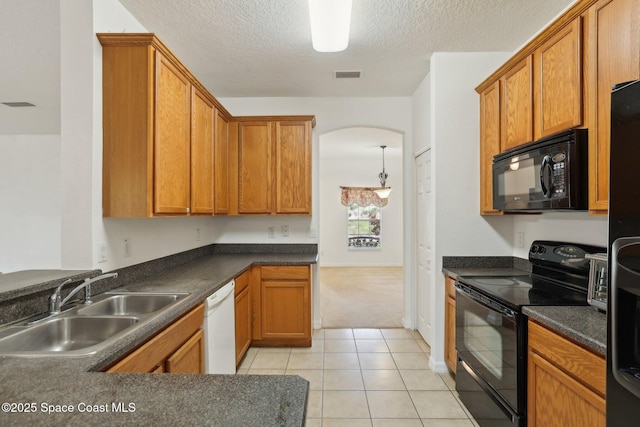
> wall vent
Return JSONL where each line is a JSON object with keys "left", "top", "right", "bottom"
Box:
{"left": 2, "top": 102, "right": 35, "bottom": 107}
{"left": 334, "top": 71, "right": 362, "bottom": 79}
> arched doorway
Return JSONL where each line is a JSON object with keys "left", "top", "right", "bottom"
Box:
{"left": 318, "top": 127, "right": 404, "bottom": 328}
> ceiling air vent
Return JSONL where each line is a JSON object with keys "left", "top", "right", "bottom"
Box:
{"left": 2, "top": 102, "right": 35, "bottom": 107}
{"left": 334, "top": 71, "right": 362, "bottom": 79}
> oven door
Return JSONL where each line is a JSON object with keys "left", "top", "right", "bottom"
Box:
{"left": 455, "top": 283, "right": 525, "bottom": 418}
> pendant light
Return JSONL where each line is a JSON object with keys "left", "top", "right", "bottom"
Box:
{"left": 308, "top": 0, "right": 353, "bottom": 52}
{"left": 374, "top": 146, "right": 392, "bottom": 198}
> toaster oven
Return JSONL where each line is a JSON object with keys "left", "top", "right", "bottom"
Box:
{"left": 586, "top": 253, "right": 608, "bottom": 311}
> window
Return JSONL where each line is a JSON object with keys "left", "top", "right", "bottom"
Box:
{"left": 347, "top": 203, "right": 381, "bottom": 248}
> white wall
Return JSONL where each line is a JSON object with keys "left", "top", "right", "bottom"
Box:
{"left": 0, "top": 135, "right": 61, "bottom": 271}
{"left": 513, "top": 213, "right": 608, "bottom": 258}
{"left": 319, "top": 128, "right": 404, "bottom": 267}
{"left": 426, "top": 52, "right": 515, "bottom": 372}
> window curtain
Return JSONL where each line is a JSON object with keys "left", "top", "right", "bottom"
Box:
{"left": 340, "top": 186, "right": 388, "bottom": 207}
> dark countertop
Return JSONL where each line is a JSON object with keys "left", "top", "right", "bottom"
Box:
{"left": 523, "top": 306, "right": 606, "bottom": 356}
{"left": 0, "top": 269, "right": 101, "bottom": 301}
{"left": 0, "top": 251, "right": 316, "bottom": 426}
{"left": 442, "top": 255, "right": 531, "bottom": 280}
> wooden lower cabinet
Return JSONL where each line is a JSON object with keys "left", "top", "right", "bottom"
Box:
{"left": 444, "top": 275, "right": 457, "bottom": 374}
{"left": 234, "top": 270, "right": 252, "bottom": 365}
{"left": 252, "top": 265, "right": 312, "bottom": 347}
{"left": 106, "top": 304, "right": 205, "bottom": 374}
{"left": 527, "top": 321, "right": 605, "bottom": 427}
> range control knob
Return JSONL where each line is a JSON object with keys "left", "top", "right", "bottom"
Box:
{"left": 531, "top": 245, "right": 539, "bottom": 254}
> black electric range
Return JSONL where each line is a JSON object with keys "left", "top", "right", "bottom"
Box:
{"left": 455, "top": 241, "right": 605, "bottom": 427}
{"left": 458, "top": 240, "right": 606, "bottom": 311}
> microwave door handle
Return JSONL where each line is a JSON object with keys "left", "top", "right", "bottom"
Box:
{"left": 540, "top": 155, "right": 553, "bottom": 198}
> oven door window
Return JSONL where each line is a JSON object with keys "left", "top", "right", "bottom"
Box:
{"left": 456, "top": 291, "right": 520, "bottom": 412}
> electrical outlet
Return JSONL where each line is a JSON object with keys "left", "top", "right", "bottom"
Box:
{"left": 516, "top": 232, "right": 525, "bottom": 248}
{"left": 281, "top": 225, "right": 289, "bottom": 237}
{"left": 268, "top": 227, "right": 276, "bottom": 238}
{"left": 124, "top": 238, "right": 132, "bottom": 258}
{"left": 196, "top": 228, "right": 201, "bottom": 241}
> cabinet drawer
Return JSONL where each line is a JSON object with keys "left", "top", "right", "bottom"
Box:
{"left": 261, "top": 265, "right": 309, "bottom": 280}
{"left": 235, "top": 269, "right": 251, "bottom": 295}
{"left": 528, "top": 320, "right": 605, "bottom": 396}
{"left": 107, "top": 304, "right": 204, "bottom": 373}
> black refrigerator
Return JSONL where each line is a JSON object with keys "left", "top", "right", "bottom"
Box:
{"left": 608, "top": 79, "right": 640, "bottom": 426}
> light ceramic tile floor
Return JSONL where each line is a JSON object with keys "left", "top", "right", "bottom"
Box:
{"left": 237, "top": 328, "right": 479, "bottom": 427}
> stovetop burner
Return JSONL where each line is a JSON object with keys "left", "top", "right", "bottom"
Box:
{"left": 459, "top": 274, "right": 588, "bottom": 309}
{"left": 456, "top": 241, "right": 606, "bottom": 311}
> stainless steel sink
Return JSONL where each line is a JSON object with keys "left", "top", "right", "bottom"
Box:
{"left": 0, "top": 291, "right": 190, "bottom": 355}
{"left": 0, "top": 316, "right": 138, "bottom": 353}
{"left": 76, "top": 293, "right": 186, "bottom": 316}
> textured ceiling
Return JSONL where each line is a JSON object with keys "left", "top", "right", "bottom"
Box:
{"left": 119, "top": 0, "right": 575, "bottom": 97}
{"left": 0, "top": 0, "right": 576, "bottom": 135}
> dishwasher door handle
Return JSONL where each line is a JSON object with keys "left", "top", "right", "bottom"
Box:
{"left": 206, "top": 281, "right": 235, "bottom": 308}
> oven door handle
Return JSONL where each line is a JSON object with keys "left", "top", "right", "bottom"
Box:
{"left": 454, "top": 283, "right": 518, "bottom": 319}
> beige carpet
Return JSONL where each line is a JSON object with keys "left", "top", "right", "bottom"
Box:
{"left": 320, "top": 266, "right": 404, "bottom": 328}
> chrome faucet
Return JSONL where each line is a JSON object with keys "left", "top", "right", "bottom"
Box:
{"left": 48, "top": 272, "right": 118, "bottom": 314}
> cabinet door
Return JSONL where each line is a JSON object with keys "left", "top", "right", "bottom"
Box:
{"left": 479, "top": 80, "right": 502, "bottom": 215}
{"left": 214, "top": 110, "right": 230, "bottom": 214}
{"left": 106, "top": 304, "right": 204, "bottom": 373}
{"left": 275, "top": 121, "right": 312, "bottom": 214}
{"left": 534, "top": 19, "right": 583, "bottom": 140}
{"left": 238, "top": 122, "right": 272, "bottom": 214}
{"left": 501, "top": 56, "right": 533, "bottom": 151}
{"left": 528, "top": 351, "right": 605, "bottom": 427}
{"left": 261, "top": 280, "right": 310, "bottom": 340}
{"left": 234, "top": 285, "right": 251, "bottom": 365}
{"left": 166, "top": 329, "right": 205, "bottom": 374}
{"left": 190, "top": 87, "right": 215, "bottom": 214}
{"left": 585, "top": 0, "right": 640, "bottom": 214}
{"left": 445, "top": 295, "right": 456, "bottom": 374}
{"left": 154, "top": 52, "right": 191, "bottom": 215}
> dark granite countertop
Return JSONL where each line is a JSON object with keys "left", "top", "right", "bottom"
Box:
{"left": 0, "top": 269, "right": 101, "bottom": 302}
{"left": 0, "top": 250, "right": 316, "bottom": 426}
{"left": 442, "top": 255, "right": 531, "bottom": 280}
{"left": 523, "top": 306, "right": 606, "bottom": 355}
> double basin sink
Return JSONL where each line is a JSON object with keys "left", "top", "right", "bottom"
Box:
{"left": 0, "top": 292, "right": 189, "bottom": 355}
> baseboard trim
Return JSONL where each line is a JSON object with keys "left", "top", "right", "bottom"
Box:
{"left": 429, "top": 357, "right": 450, "bottom": 374}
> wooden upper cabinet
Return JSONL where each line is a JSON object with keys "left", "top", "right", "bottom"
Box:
{"left": 533, "top": 18, "right": 583, "bottom": 140}
{"left": 190, "top": 86, "right": 215, "bottom": 215}
{"left": 585, "top": 0, "right": 640, "bottom": 214}
{"left": 99, "top": 33, "right": 315, "bottom": 218}
{"left": 154, "top": 52, "right": 191, "bottom": 215}
{"left": 99, "top": 34, "right": 235, "bottom": 217}
{"left": 235, "top": 118, "right": 314, "bottom": 216}
{"left": 275, "top": 121, "right": 312, "bottom": 215}
{"left": 238, "top": 121, "right": 273, "bottom": 214}
{"left": 501, "top": 56, "right": 534, "bottom": 151}
{"left": 214, "top": 110, "right": 230, "bottom": 215}
{"left": 479, "top": 80, "right": 502, "bottom": 215}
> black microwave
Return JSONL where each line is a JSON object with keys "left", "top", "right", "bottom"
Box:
{"left": 492, "top": 129, "right": 588, "bottom": 211}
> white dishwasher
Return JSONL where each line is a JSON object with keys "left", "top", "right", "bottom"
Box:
{"left": 203, "top": 280, "right": 236, "bottom": 374}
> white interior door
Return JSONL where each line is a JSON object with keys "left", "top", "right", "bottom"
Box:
{"left": 415, "top": 149, "right": 432, "bottom": 344}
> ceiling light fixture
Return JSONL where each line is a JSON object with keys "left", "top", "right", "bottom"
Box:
{"left": 308, "top": 0, "right": 352, "bottom": 52}
{"left": 374, "top": 145, "right": 392, "bottom": 199}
